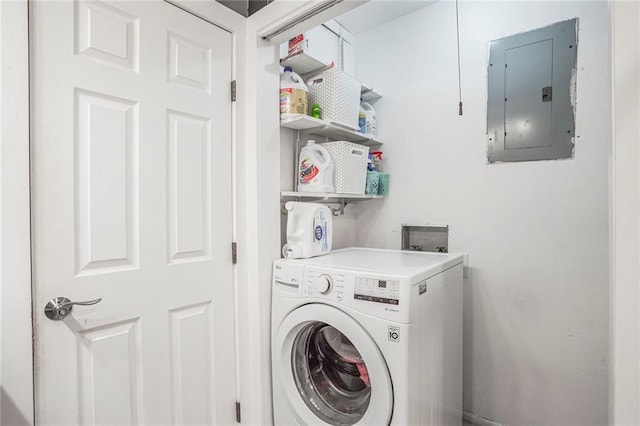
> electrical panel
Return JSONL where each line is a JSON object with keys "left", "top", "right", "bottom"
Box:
{"left": 487, "top": 19, "right": 577, "bottom": 163}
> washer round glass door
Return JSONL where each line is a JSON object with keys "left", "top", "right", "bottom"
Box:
{"left": 275, "top": 304, "right": 393, "bottom": 425}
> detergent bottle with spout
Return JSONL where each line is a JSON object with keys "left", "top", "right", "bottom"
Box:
{"left": 282, "top": 201, "right": 333, "bottom": 259}
{"left": 358, "top": 100, "right": 377, "bottom": 136}
{"left": 298, "top": 140, "right": 334, "bottom": 193}
{"left": 280, "top": 66, "right": 309, "bottom": 119}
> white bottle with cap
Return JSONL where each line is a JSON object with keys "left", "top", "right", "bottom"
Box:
{"left": 359, "top": 100, "right": 377, "bottom": 136}
{"left": 297, "top": 140, "right": 334, "bottom": 193}
{"left": 280, "top": 66, "right": 309, "bottom": 119}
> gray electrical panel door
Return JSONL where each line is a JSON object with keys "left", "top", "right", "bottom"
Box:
{"left": 487, "top": 19, "right": 577, "bottom": 163}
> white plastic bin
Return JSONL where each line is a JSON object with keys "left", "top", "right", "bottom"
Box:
{"left": 321, "top": 141, "right": 369, "bottom": 194}
{"left": 307, "top": 69, "right": 361, "bottom": 130}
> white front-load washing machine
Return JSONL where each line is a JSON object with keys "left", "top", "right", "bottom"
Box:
{"left": 271, "top": 248, "right": 464, "bottom": 425}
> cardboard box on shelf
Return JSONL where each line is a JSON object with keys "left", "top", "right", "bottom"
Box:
{"left": 288, "top": 34, "right": 307, "bottom": 56}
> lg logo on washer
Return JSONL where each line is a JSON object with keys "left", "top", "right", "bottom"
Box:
{"left": 388, "top": 326, "right": 400, "bottom": 342}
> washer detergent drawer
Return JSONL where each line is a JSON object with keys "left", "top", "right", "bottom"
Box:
{"left": 273, "top": 262, "right": 304, "bottom": 295}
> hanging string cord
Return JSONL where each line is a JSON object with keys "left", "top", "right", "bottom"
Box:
{"left": 456, "top": 0, "right": 463, "bottom": 115}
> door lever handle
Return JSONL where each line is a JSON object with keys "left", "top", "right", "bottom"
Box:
{"left": 44, "top": 296, "right": 102, "bottom": 321}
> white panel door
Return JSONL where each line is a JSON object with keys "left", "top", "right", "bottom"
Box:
{"left": 30, "top": 1, "right": 235, "bottom": 424}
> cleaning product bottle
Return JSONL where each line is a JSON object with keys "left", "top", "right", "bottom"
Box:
{"left": 280, "top": 66, "right": 309, "bottom": 118}
{"left": 365, "top": 153, "right": 379, "bottom": 195}
{"left": 370, "top": 151, "right": 383, "bottom": 171}
{"left": 282, "top": 201, "right": 332, "bottom": 259}
{"left": 298, "top": 140, "right": 334, "bottom": 193}
{"left": 311, "top": 103, "right": 322, "bottom": 119}
{"left": 358, "top": 100, "right": 377, "bottom": 136}
{"left": 369, "top": 151, "right": 389, "bottom": 195}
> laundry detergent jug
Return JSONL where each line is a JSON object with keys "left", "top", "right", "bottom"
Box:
{"left": 298, "top": 140, "right": 334, "bottom": 193}
{"left": 280, "top": 66, "right": 308, "bottom": 119}
{"left": 282, "top": 201, "right": 332, "bottom": 259}
{"left": 359, "top": 100, "right": 377, "bottom": 136}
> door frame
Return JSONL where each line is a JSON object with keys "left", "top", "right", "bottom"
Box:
{"left": 610, "top": 1, "right": 640, "bottom": 424}
{"left": 0, "top": 1, "right": 33, "bottom": 424}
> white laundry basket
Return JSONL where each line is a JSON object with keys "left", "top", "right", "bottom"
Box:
{"left": 307, "top": 69, "right": 361, "bottom": 130}
{"left": 321, "top": 141, "right": 369, "bottom": 194}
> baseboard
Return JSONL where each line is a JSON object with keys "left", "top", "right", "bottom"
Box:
{"left": 463, "top": 411, "right": 503, "bottom": 426}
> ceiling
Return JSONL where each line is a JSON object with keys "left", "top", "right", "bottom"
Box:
{"left": 216, "top": 0, "right": 273, "bottom": 17}
{"left": 215, "top": 0, "right": 435, "bottom": 32}
{"left": 335, "top": 0, "right": 436, "bottom": 35}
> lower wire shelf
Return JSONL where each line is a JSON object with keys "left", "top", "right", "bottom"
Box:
{"left": 281, "top": 191, "right": 384, "bottom": 202}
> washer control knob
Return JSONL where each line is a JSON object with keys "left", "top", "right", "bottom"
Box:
{"left": 315, "top": 275, "right": 333, "bottom": 294}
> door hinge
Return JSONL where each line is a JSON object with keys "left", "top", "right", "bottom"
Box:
{"left": 235, "top": 401, "right": 241, "bottom": 423}
{"left": 231, "top": 80, "right": 237, "bottom": 102}
{"left": 232, "top": 242, "right": 237, "bottom": 264}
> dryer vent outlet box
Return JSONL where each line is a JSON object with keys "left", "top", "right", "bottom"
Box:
{"left": 487, "top": 18, "right": 577, "bottom": 163}
{"left": 401, "top": 225, "right": 448, "bottom": 253}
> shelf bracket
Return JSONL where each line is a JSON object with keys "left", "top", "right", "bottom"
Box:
{"left": 280, "top": 198, "right": 348, "bottom": 217}
{"left": 330, "top": 199, "right": 347, "bottom": 216}
{"left": 293, "top": 130, "right": 301, "bottom": 192}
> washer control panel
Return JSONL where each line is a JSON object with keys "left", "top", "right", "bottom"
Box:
{"left": 299, "top": 268, "right": 406, "bottom": 319}
{"left": 302, "top": 269, "right": 346, "bottom": 301}
{"left": 354, "top": 278, "right": 400, "bottom": 305}
{"left": 315, "top": 274, "right": 333, "bottom": 294}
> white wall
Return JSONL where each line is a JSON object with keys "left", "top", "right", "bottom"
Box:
{"left": 353, "top": 1, "right": 610, "bottom": 425}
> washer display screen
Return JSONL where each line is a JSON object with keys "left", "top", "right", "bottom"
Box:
{"left": 354, "top": 278, "right": 400, "bottom": 305}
